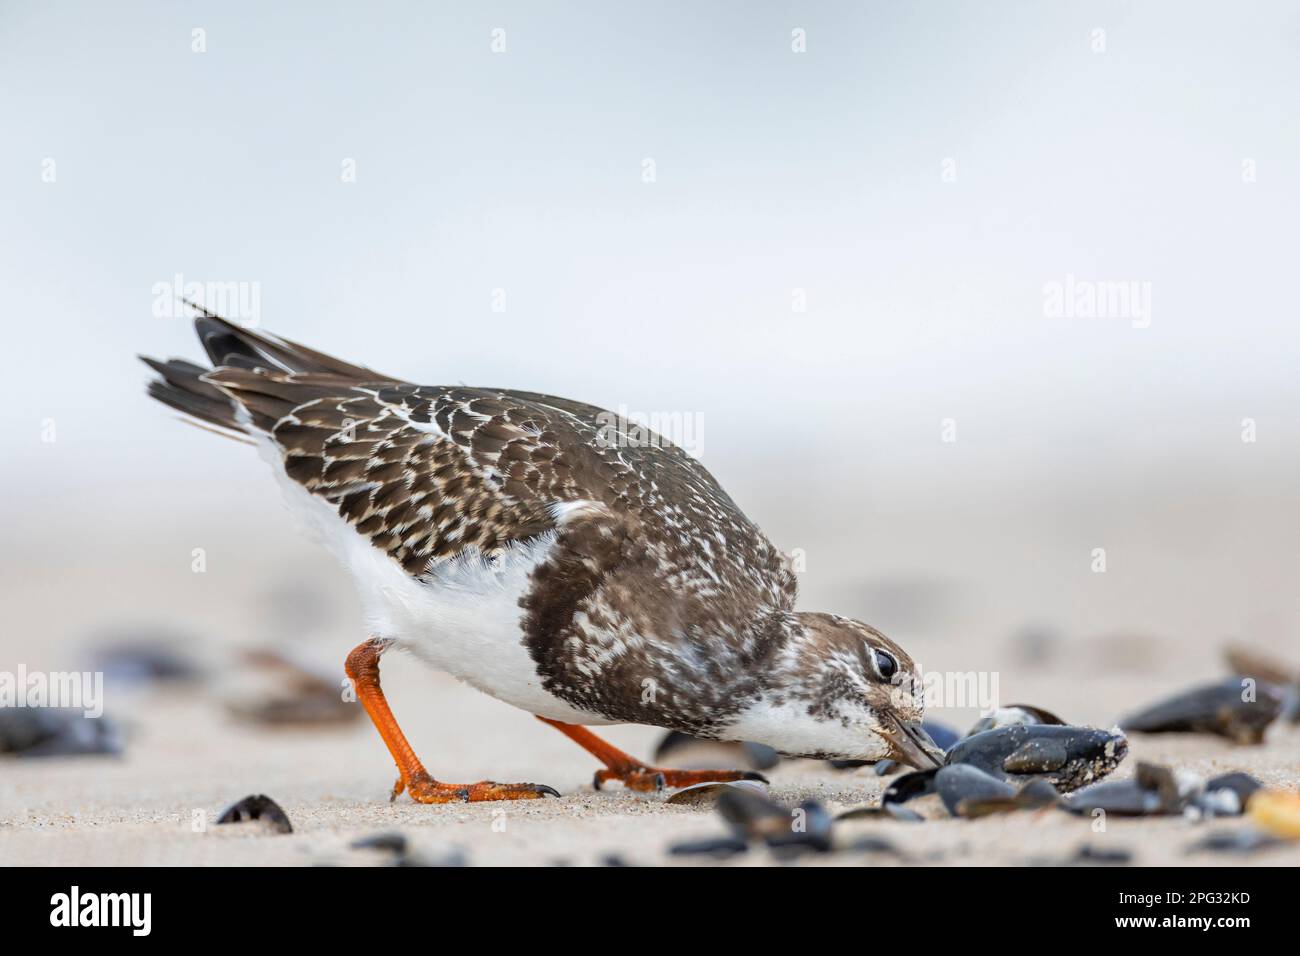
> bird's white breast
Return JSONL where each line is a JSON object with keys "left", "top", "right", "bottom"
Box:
{"left": 722, "top": 698, "right": 888, "bottom": 760}
{"left": 249, "top": 425, "right": 608, "bottom": 725}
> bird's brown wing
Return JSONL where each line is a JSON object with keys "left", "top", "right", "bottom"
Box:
{"left": 235, "top": 378, "right": 640, "bottom": 574}
{"left": 142, "top": 310, "right": 788, "bottom": 593}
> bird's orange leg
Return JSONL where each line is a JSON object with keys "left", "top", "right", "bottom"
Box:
{"left": 536, "top": 716, "right": 768, "bottom": 792}
{"left": 346, "top": 639, "right": 559, "bottom": 803}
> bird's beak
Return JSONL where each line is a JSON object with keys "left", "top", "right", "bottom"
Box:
{"left": 881, "top": 716, "right": 946, "bottom": 770}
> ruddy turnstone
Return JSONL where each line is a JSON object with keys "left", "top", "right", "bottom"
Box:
{"left": 142, "top": 309, "right": 943, "bottom": 802}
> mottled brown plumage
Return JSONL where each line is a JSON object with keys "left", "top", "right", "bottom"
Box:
{"left": 142, "top": 308, "right": 940, "bottom": 769}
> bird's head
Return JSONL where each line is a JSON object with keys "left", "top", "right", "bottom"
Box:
{"left": 733, "top": 611, "right": 946, "bottom": 769}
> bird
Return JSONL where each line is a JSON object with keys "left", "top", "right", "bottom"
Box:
{"left": 141, "top": 307, "right": 944, "bottom": 803}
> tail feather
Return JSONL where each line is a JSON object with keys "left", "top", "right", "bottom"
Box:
{"left": 187, "top": 300, "right": 389, "bottom": 380}
{"left": 141, "top": 305, "right": 402, "bottom": 436}
{"left": 200, "top": 367, "right": 371, "bottom": 432}
{"left": 141, "top": 355, "right": 246, "bottom": 432}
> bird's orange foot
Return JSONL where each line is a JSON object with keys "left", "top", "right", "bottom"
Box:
{"left": 391, "top": 771, "right": 560, "bottom": 804}
{"left": 594, "top": 765, "right": 768, "bottom": 793}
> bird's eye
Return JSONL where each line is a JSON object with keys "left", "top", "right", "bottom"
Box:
{"left": 874, "top": 649, "right": 898, "bottom": 681}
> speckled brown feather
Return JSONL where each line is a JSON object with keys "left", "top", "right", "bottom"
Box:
{"left": 143, "top": 310, "right": 800, "bottom": 729}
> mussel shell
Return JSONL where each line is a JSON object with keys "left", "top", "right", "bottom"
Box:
{"left": 1065, "top": 779, "right": 1166, "bottom": 816}
{"left": 965, "top": 704, "right": 1066, "bottom": 738}
{"left": 767, "top": 800, "right": 834, "bottom": 854}
{"left": 1070, "top": 845, "right": 1133, "bottom": 866}
{"left": 935, "top": 765, "right": 1015, "bottom": 816}
{"left": 1119, "top": 677, "right": 1282, "bottom": 744}
{"left": 922, "top": 719, "right": 962, "bottom": 751}
{"left": 1186, "top": 829, "right": 1285, "bottom": 855}
{"left": 716, "top": 787, "right": 785, "bottom": 835}
{"left": 959, "top": 778, "right": 1063, "bottom": 818}
{"left": 1193, "top": 788, "right": 1245, "bottom": 817}
{"left": 946, "top": 724, "right": 1127, "bottom": 792}
{"left": 92, "top": 635, "right": 204, "bottom": 685}
{"left": 1067, "top": 760, "right": 1216, "bottom": 817}
{"left": 1002, "top": 738, "right": 1068, "bottom": 773}
{"left": 216, "top": 794, "right": 293, "bottom": 834}
{"left": 1282, "top": 685, "right": 1300, "bottom": 725}
{"left": 882, "top": 768, "right": 939, "bottom": 805}
{"left": 836, "top": 804, "right": 925, "bottom": 823}
{"left": 0, "top": 708, "right": 124, "bottom": 757}
{"left": 1205, "top": 771, "right": 1263, "bottom": 805}
{"left": 715, "top": 789, "right": 833, "bottom": 853}
{"left": 1222, "top": 644, "right": 1295, "bottom": 686}
{"left": 351, "top": 831, "right": 408, "bottom": 854}
{"left": 843, "top": 836, "right": 905, "bottom": 857}
{"left": 668, "top": 836, "right": 749, "bottom": 858}
{"left": 664, "top": 779, "right": 767, "bottom": 807}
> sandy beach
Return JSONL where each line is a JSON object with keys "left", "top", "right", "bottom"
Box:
{"left": 3, "top": 505, "right": 1297, "bottom": 867}
{"left": 3, "top": 680, "right": 1298, "bottom": 867}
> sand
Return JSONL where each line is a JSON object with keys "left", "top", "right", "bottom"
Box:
{"left": 3, "top": 663, "right": 1298, "bottom": 867}
{"left": 3, "top": 483, "right": 1299, "bottom": 867}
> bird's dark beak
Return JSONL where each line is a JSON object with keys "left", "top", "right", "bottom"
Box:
{"left": 881, "top": 716, "right": 946, "bottom": 770}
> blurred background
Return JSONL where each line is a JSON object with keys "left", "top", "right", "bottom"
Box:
{"left": 1, "top": 0, "right": 1298, "bottom": 817}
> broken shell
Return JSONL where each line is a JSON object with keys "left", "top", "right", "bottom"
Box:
{"left": 882, "top": 768, "right": 939, "bottom": 805}
{"left": 668, "top": 836, "right": 749, "bottom": 858}
{"left": 716, "top": 786, "right": 787, "bottom": 839}
{"left": 1119, "top": 677, "right": 1282, "bottom": 745}
{"left": 959, "top": 778, "right": 1063, "bottom": 818}
{"left": 1069, "top": 845, "right": 1133, "bottom": 866}
{"left": 1002, "top": 738, "right": 1068, "bottom": 773}
{"left": 92, "top": 634, "right": 205, "bottom": 686}
{"left": 664, "top": 779, "right": 767, "bottom": 807}
{"left": 1194, "top": 789, "right": 1242, "bottom": 817}
{"left": 1246, "top": 789, "right": 1300, "bottom": 839}
{"left": 1067, "top": 779, "right": 1166, "bottom": 816}
{"left": 1187, "top": 829, "right": 1286, "bottom": 856}
{"left": 1135, "top": 761, "right": 1202, "bottom": 812}
{"left": 965, "top": 704, "right": 1066, "bottom": 738}
{"left": 946, "top": 724, "right": 1128, "bottom": 792}
{"left": 843, "top": 836, "right": 906, "bottom": 857}
{"left": 350, "top": 831, "right": 407, "bottom": 854}
{"left": 224, "top": 647, "right": 360, "bottom": 727}
{"left": 0, "top": 708, "right": 124, "bottom": 758}
{"left": 772, "top": 800, "right": 834, "bottom": 854}
{"left": 1222, "top": 645, "right": 1299, "bottom": 725}
{"left": 1191, "top": 772, "right": 1264, "bottom": 817}
{"left": 835, "top": 804, "right": 925, "bottom": 823}
{"left": 1223, "top": 643, "right": 1295, "bottom": 686}
{"left": 1283, "top": 685, "right": 1300, "bottom": 725}
{"left": 216, "top": 794, "right": 293, "bottom": 834}
{"left": 935, "top": 765, "right": 1015, "bottom": 816}
{"left": 1027, "top": 843, "right": 1134, "bottom": 866}
{"left": 715, "top": 789, "right": 833, "bottom": 854}
{"left": 1066, "top": 762, "right": 1202, "bottom": 817}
